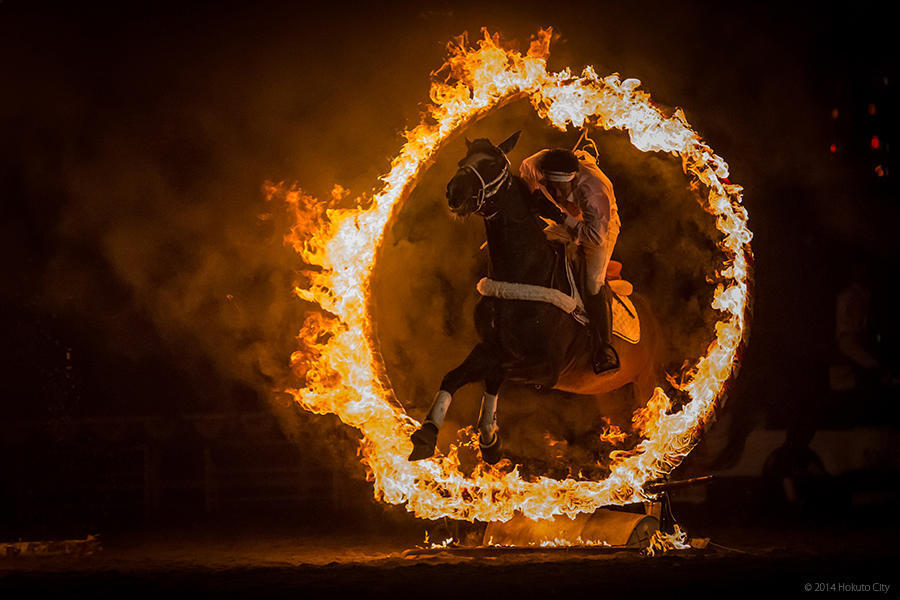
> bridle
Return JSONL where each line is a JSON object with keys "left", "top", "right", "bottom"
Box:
{"left": 459, "top": 149, "right": 511, "bottom": 219}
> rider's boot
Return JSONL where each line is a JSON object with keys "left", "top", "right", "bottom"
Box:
{"left": 585, "top": 285, "right": 620, "bottom": 375}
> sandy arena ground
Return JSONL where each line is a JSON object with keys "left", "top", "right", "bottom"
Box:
{"left": 2, "top": 523, "right": 898, "bottom": 597}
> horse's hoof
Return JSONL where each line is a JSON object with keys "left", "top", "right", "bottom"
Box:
{"left": 479, "top": 430, "right": 502, "bottom": 465}
{"left": 408, "top": 422, "right": 439, "bottom": 461}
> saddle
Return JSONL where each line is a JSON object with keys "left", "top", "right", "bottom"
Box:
{"left": 476, "top": 225, "right": 641, "bottom": 344}
{"left": 556, "top": 247, "right": 641, "bottom": 345}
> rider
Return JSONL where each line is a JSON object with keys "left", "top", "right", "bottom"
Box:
{"left": 519, "top": 148, "right": 622, "bottom": 374}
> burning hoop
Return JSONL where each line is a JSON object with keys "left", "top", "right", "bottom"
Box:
{"left": 281, "top": 28, "right": 752, "bottom": 522}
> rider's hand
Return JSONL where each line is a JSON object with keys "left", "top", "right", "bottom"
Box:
{"left": 530, "top": 189, "right": 566, "bottom": 225}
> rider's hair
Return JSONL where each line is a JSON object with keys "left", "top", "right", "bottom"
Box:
{"left": 539, "top": 149, "right": 579, "bottom": 174}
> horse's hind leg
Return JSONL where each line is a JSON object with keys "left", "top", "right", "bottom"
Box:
{"left": 408, "top": 343, "right": 496, "bottom": 461}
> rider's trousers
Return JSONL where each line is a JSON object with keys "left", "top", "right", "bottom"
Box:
{"left": 581, "top": 217, "right": 620, "bottom": 296}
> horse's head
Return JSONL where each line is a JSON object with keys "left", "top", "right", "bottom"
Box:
{"left": 446, "top": 131, "right": 520, "bottom": 218}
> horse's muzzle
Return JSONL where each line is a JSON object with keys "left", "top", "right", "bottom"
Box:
{"left": 447, "top": 194, "right": 474, "bottom": 217}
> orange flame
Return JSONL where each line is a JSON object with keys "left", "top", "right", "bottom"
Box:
{"left": 644, "top": 524, "right": 691, "bottom": 556}
{"left": 279, "top": 27, "right": 752, "bottom": 522}
{"left": 631, "top": 387, "right": 672, "bottom": 439}
{"left": 597, "top": 417, "right": 627, "bottom": 446}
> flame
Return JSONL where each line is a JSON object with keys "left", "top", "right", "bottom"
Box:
{"left": 631, "top": 387, "right": 672, "bottom": 439}
{"left": 643, "top": 524, "right": 691, "bottom": 556}
{"left": 280, "top": 28, "right": 752, "bottom": 522}
{"left": 486, "top": 536, "right": 610, "bottom": 548}
{"left": 424, "top": 533, "right": 456, "bottom": 549}
{"left": 538, "top": 537, "right": 610, "bottom": 548}
{"left": 597, "top": 416, "right": 627, "bottom": 446}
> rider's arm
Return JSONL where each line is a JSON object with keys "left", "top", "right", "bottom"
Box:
{"left": 572, "top": 181, "right": 612, "bottom": 249}
{"left": 518, "top": 150, "right": 547, "bottom": 192}
{"left": 528, "top": 189, "right": 567, "bottom": 224}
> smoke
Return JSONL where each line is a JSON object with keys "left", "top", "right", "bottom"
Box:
{"left": 4, "top": 1, "right": 880, "bottom": 509}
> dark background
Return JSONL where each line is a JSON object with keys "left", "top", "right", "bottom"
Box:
{"left": 1, "top": 0, "right": 898, "bottom": 541}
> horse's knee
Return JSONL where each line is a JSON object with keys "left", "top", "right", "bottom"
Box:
{"left": 440, "top": 361, "right": 474, "bottom": 393}
{"left": 440, "top": 371, "right": 466, "bottom": 394}
{"left": 441, "top": 344, "right": 494, "bottom": 393}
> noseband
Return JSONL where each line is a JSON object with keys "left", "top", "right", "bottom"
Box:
{"left": 460, "top": 150, "right": 511, "bottom": 219}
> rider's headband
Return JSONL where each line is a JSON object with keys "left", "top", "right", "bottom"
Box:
{"left": 544, "top": 170, "right": 576, "bottom": 183}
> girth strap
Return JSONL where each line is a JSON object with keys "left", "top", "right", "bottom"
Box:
{"left": 475, "top": 278, "right": 588, "bottom": 324}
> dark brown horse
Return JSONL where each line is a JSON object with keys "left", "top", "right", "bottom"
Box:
{"left": 408, "top": 133, "right": 661, "bottom": 464}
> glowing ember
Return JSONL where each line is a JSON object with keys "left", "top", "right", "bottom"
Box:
{"left": 537, "top": 537, "right": 611, "bottom": 548}
{"left": 485, "top": 536, "right": 610, "bottom": 548}
{"left": 423, "top": 532, "right": 456, "bottom": 549}
{"left": 278, "top": 27, "right": 752, "bottom": 522}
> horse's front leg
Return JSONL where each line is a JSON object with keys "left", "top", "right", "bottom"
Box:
{"left": 477, "top": 365, "right": 505, "bottom": 465}
{"left": 408, "top": 343, "right": 496, "bottom": 461}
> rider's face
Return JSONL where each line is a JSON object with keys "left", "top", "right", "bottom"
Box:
{"left": 545, "top": 179, "right": 574, "bottom": 203}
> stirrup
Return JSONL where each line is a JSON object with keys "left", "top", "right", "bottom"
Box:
{"left": 592, "top": 361, "right": 620, "bottom": 375}
{"left": 591, "top": 345, "right": 620, "bottom": 375}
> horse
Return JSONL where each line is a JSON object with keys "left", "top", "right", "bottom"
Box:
{"left": 408, "top": 132, "right": 661, "bottom": 464}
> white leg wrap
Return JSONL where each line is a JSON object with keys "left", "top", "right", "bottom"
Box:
{"left": 478, "top": 392, "right": 498, "bottom": 440}
{"left": 425, "top": 390, "right": 453, "bottom": 428}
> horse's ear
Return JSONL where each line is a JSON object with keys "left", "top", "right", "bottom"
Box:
{"left": 465, "top": 137, "right": 473, "bottom": 149}
{"left": 497, "top": 130, "right": 521, "bottom": 154}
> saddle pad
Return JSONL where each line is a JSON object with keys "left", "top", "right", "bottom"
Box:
{"left": 612, "top": 293, "right": 640, "bottom": 344}
{"left": 608, "top": 279, "right": 633, "bottom": 296}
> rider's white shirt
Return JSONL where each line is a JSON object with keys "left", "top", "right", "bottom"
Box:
{"left": 519, "top": 149, "right": 620, "bottom": 250}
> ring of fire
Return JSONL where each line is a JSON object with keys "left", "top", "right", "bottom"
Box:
{"left": 283, "top": 28, "right": 752, "bottom": 522}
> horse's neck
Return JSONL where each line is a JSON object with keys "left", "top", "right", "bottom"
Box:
{"left": 484, "top": 180, "right": 556, "bottom": 286}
